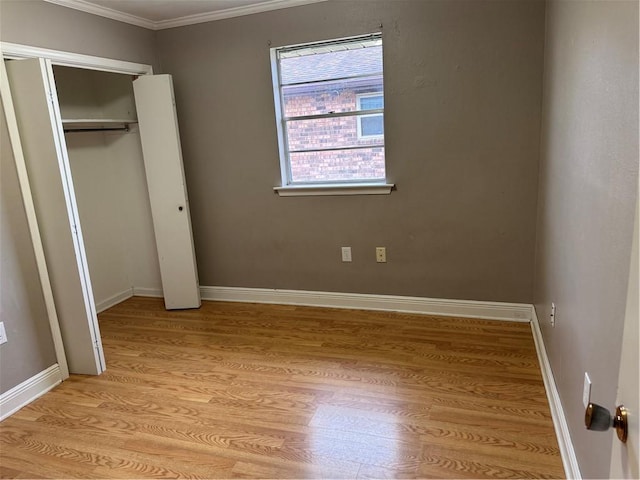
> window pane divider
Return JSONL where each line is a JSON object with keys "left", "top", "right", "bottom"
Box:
{"left": 290, "top": 144, "right": 384, "bottom": 154}
{"left": 281, "top": 72, "right": 384, "bottom": 88}
{"left": 285, "top": 109, "right": 384, "bottom": 122}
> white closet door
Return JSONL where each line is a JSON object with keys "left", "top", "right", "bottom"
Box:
{"left": 133, "top": 75, "right": 200, "bottom": 310}
{"left": 5, "top": 58, "right": 105, "bottom": 374}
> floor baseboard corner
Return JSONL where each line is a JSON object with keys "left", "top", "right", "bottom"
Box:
{"left": 95, "top": 288, "right": 134, "bottom": 313}
{"left": 133, "top": 287, "right": 163, "bottom": 298}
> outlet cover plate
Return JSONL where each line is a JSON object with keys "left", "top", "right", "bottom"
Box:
{"left": 341, "top": 246, "right": 352, "bottom": 262}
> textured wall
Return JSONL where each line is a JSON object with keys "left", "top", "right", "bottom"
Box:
{"left": 534, "top": 1, "right": 639, "bottom": 477}
{"left": 157, "top": 0, "right": 546, "bottom": 302}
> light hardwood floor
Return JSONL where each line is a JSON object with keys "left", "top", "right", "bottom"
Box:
{"left": 1, "top": 297, "right": 564, "bottom": 479}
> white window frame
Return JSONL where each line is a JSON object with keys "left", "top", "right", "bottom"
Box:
{"left": 270, "top": 33, "right": 394, "bottom": 197}
{"left": 356, "top": 93, "right": 385, "bottom": 140}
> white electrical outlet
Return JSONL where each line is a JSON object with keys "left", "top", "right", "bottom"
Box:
{"left": 583, "top": 372, "right": 592, "bottom": 408}
{"left": 341, "top": 246, "right": 352, "bottom": 262}
{"left": 376, "top": 247, "right": 386, "bottom": 263}
{"left": 550, "top": 302, "right": 556, "bottom": 327}
{"left": 0, "top": 322, "right": 7, "bottom": 345}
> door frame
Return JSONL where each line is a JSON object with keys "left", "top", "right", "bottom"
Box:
{"left": 1, "top": 42, "right": 154, "bottom": 377}
{"left": 1, "top": 42, "right": 153, "bottom": 75}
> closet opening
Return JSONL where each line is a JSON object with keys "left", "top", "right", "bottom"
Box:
{"left": 53, "top": 65, "right": 162, "bottom": 316}
{"left": 3, "top": 50, "right": 200, "bottom": 376}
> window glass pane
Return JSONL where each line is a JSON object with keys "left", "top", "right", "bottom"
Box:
{"left": 359, "top": 95, "right": 384, "bottom": 110}
{"left": 287, "top": 115, "right": 384, "bottom": 151}
{"left": 290, "top": 147, "right": 385, "bottom": 183}
{"left": 280, "top": 46, "right": 383, "bottom": 85}
{"left": 360, "top": 115, "right": 384, "bottom": 136}
{"left": 283, "top": 78, "right": 383, "bottom": 117}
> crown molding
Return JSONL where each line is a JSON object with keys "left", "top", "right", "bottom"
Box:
{"left": 42, "top": 0, "right": 328, "bottom": 31}
{"left": 43, "top": 0, "right": 156, "bottom": 29}
{"left": 154, "top": 0, "right": 327, "bottom": 29}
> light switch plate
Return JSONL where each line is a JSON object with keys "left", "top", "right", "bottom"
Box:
{"left": 583, "top": 372, "right": 592, "bottom": 408}
{"left": 0, "top": 322, "right": 7, "bottom": 345}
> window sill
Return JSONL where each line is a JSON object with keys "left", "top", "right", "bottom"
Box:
{"left": 274, "top": 183, "right": 395, "bottom": 197}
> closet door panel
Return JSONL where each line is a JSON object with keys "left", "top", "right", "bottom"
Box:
{"left": 133, "top": 75, "right": 200, "bottom": 310}
{"left": 5, "top": 58, "right": 104, "bottom": 375}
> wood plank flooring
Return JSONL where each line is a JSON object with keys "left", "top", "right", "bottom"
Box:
{"left": 0, "top": 297, "right": 565, "bottom": 478}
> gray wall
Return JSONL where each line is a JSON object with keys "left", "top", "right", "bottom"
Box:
{"left": 156, "top": 0, "right": 545, "bottom": 303}
{"left": 0, "top": 102, "right": 57, "bottom": 394}
{"left": 534, "top": 1, "right": 639, "bottom": 478}
{"left": 0, "top": 0, "right": 157, "bottom": 68}
{"left": 0, "top": 0, "right": 157, "bottom": 392}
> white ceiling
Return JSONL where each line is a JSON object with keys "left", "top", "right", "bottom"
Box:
{"left": 43, "top": 0, "right": 327, "bottom": 30}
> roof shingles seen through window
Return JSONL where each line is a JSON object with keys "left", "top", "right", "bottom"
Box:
{"left": 280, "top": 47, "right": 383, "bottom": 85}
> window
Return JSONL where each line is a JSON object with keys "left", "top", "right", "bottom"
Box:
{"left": 357, "top": 93, "right": 384, "bottom": 138}
{"left": 271, "top": 34, "right": 392, "bottom": 195}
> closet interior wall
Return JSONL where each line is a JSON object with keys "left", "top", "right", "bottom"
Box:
{"left": 53, "top": 66, "right": 161, "bottom": 310}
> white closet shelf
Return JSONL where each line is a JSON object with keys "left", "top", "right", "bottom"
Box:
{"left": 62, "top": 119, "right": 138, "bottom": 131}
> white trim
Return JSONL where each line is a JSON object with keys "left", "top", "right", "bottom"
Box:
{"left": 270, "top": 47, "right": 290, "bottom": 186}
{"left": 530, "top": 307, "right": 582, "bottom": 479}
{"left": 42, "top": 0, "right": 328, "bottom": 31}
{"left": 199, "top": 286, "right": 532, "bottom": 322}
{"left": 156, "top": 0, "right": 328, "bottom": 29}
{"left": 95, "top": 288, "right": 134, "bottom": 313}
{"left": 39, "top": 57, "right": 106, "bottom": 373}
{"left": 1, "top": 42, "right": 153, "bottom": 75}
{"left": 275, "top": 183, "right": 394, "bottom": 196}
{"left": 0, "top": 365, "right": 62, "bottom": 421}
{"left": 0, "top": 59, "right": 70, "bottom": 380}
{"left": 133, "top": 287, "right": 164, "bottom": 298}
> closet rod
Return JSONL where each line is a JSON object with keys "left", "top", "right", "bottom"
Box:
{"left": 64, "top": 126, "right": 130, "bottom": 133}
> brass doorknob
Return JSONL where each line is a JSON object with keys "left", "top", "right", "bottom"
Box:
{"left": 614, "top": 405, "right": 628, "bottom": 443}
{"left": 585, "top": 402, "right": 628, "bottom": 443}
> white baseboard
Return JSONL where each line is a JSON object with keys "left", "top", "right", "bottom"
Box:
{"left": 95, "top": 288, "right": 134, "bottom": 313}
{"left": 133, "top": 287, "right": 163, "bottom": 298}
{"left": 0, "top": 364, "right": 62, "bottom": 421}
{"left": 199, "top": 286, "right": 532, "bottom": 322}
{"left": 530, "top": 307, "right": 581, "bottom": 479}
